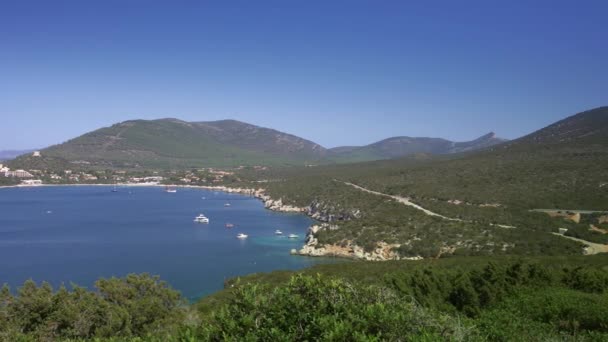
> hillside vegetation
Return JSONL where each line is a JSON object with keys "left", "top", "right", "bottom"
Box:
{"left": 235, "top": 107, "right": 608, "bottom": 258}
{"left": 329, "top": 132, "right": 505, "bottom": 163}
{"left": 37, "top": 119, "right": 317, "bottom": 169}
{"left": 8, "top": 118, "right": 505, "bottom": 169}
{"left": 3, "top": 255, "right": 608, "bottom": 341}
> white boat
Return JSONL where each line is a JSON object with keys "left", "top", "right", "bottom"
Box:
{"left": 165, "top": 186, "right": 177, "bottom": 193}
{"left": 275, "top": 230, "right": 283, "bottom": 235}
{"left": 224, "top": 203, "right": 231, "bottom": 207}
{"left": 194, "top": 214, "right": 209, "bottom": 223}
{"left": 236, "top": 233, "right": 248, "bottom": 239}
{"left": 288, "top": 234, "right": 299, "bottom": 239}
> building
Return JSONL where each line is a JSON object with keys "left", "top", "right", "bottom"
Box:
{"left": 5, "top": 169, "right": 33, "bottom": 178}
{"left": 21, "top": 179, "right": 42, "bottom": 186}
{"left": 32, "top": 151, "right": 41, "bottom": 157}
{"left": 143, "top": 176, "right": 164, "bottom": 182}
{"left": 82, "top": 174, "right": 98, "bottom": 181}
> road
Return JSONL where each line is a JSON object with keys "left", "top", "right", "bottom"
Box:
{"left": 338, "top": 180, "right": 519, "bottom": 230}
{"left": 552, "top": 233, "right": 608, "bottom": 255}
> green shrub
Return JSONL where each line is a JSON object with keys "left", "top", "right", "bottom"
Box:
{"left": 198, "top": 274, "right": 474, "bottom": 341}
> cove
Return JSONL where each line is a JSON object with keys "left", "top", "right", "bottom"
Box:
{"left": 0, "top": 186, "right": 338, "bottom": 300}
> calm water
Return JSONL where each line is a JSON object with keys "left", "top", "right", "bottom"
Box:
{"left": 0, "top": 186, "right": 335, "bottom": 300}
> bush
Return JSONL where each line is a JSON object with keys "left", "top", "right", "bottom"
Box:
{"left": 197, "top": 274, "right": 474, "bottom": 341}
{"left": 0, "top": 274, "right": 184, "bottom": 341}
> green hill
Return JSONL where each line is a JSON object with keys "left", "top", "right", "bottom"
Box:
{"left": 235, "top": 106, "right": 608, "bottom": 258}
{"left": 8, "top": 118, "right": 505, "bottom": 169}
{"left": 328, "top": 132, "right": 506, "bottom": 163}
{"left": 29, "top": 119, "right": 328, "bottom": 169}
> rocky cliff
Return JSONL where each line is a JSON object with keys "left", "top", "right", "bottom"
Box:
{"left": 205, "top": 185, "right": 411, "bottom": 261}
{"left": 297, "top": 224, "right": 421, "bottom": 261}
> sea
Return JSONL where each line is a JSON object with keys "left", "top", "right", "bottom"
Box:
{"left": 0, "top": 185, "right": 337, "bottom": 300}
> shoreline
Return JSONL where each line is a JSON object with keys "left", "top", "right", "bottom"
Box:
{"left": 0, "top": 182, "right": 389, "bottom": 260}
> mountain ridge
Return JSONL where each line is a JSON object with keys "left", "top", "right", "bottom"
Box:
{"left": 328, "top": 132, "right": 507, "bottom": 162}
{"left": 0, "top": 149, "right": 37, "bottom": 161}
{"left": 8, "top": 118, "right": 507, "bottom": 168}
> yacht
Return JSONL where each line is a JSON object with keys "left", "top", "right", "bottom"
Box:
{"left": 236, "top": 233, "right": 248, "bottom": 239}
{"left": 165, "top": 186, "right": 177, "bottom": 193}
{"left": 224, "top": 203, "right": 231, "bottom": 207}
{"left": 288, "top": 234, "right": 299, "bottom": 239}
{"left": 194, "top": 214, "right": 209, "bottom": 223}
{"left": 275, "top": 230, "right": 283, "bottom": 235}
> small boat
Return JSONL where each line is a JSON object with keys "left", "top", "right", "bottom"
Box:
{"left": 111, "top": 185, "right": 118, "bottom": 193}
{"left": 236, "top": 233, "right": 248, "bottom": 239}
{"left": 224, "top": 203, "right": 231, "bottom": 207}
{"left": 225, "top": 223, "right": 235, "bottom": 228}
{"left": 165, "top": 186, "right": 177, "bottom": 193}
{"left": 194, "top": 214, "right": 209, "bottom": 223}
{"left": 288, "top": 234, "right": 299, "bottom": 239}
{"left": 275, "top": 230, "right": 283, "bottom": 235}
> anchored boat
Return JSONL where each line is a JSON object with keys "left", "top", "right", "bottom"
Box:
{"left": 194, "top": 214, "right": 209, "bottom": 223}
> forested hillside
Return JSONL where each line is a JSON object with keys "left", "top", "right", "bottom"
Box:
{"left": 234, "top": 107, "right": 608, "bottom": 258}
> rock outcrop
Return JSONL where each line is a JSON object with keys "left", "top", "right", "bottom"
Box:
{"left": 203, "top": 185, "right": 413, "bottom": 261}
{"left": 297, "top": 224, "right": 421, "bottom": 261}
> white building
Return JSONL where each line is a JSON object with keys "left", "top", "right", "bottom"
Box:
{"left": 5, "top": 169, "right": 33, "bottom": 178}
{"left": 21, "top": 179, "right": 42, "bottom": 186}
{"left": 32, "top": 151, "right": 41, "bottom": 157}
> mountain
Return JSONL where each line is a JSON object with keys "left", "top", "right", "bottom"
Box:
{"left": 0, "top": 149, "right": 36, "bottom": 161}
{"left": 245, "top": 106, "right": 608, "bottom": 261}
{"left": 498, "top": 106, "right": 608, "bottom": 150}
{"left": 328, "top": 132, "right": 507, "bottom": 163}
{"left": 7, "top": 117, "right": 504, "bottom": 169}
{"left": 192, "top": 119, "right": 327, "bottom": 159}
{"left": 20, "top": 119, "right": 328, "bottom": 169}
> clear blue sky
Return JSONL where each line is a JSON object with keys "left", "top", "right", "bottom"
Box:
{"left": 1, "top": 0, "right": 606, "bottom": 149}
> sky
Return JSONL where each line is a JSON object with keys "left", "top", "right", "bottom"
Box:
{"left": 1, "top": 0, "right": 607, "bottom": 150}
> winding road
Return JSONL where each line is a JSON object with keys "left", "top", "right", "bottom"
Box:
{"left": 552, "top": 233, "right": 608, "bottom": 255}
{"left": 339, "top": 180, "right": 461, "bottom": 221}
{"left": 338, "top": 180, "right": 516, "bottom": 228}
{"left": 338, "top": 180, "right": 608, "bottom": 254}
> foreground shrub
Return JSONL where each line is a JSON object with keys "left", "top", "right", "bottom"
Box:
{"left": 0, "top": 274, "right": 183, "bottom": 341}
{"left": 198, "top": 274, "right": 474, "bottom": 341}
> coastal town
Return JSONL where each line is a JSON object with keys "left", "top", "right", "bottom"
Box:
{"left": 0, "top": 150, "right": 245, "bottom": 187}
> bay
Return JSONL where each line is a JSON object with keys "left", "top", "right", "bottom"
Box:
{"left": 0, "top": 186, "right": 336, "bottom": 300}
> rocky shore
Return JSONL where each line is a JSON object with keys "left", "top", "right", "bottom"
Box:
{"left": 4, "top": 182, "right": 410, "bottom": 261}
{"left": 296, "top": 224, "right": 421, "bottom": 261}
{"left": 191, "top": 186, "right": 415, "bottom": 261}
{"left": 199, "top": 186, "right": 408, "bottom": 260}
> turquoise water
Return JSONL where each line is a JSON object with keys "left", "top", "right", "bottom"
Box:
{"left": 0, "top": 186, "right": 335, "bottom": 300}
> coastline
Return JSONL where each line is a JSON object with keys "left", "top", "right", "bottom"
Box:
{"left": 1, "top": 182, "right": 398, "bottom": 261}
